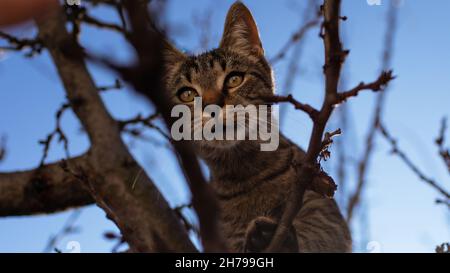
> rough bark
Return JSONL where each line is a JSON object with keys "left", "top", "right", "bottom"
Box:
{"left": 31, "top": 7, "right": 195, "bottom": 252}
{"left": 0, "top": 155, "right": 93, "bottom": 217}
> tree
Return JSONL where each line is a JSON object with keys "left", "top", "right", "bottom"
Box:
{"left": 0, "top": 0, "right": 447, "bottom": 253}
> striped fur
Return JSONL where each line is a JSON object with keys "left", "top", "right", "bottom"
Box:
{"left": 162, "top": 1, "right": 352, "bottom": 252}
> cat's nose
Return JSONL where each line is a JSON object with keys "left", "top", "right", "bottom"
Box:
{"left": 202, "top": 90, "right": 225, "bottom": 108}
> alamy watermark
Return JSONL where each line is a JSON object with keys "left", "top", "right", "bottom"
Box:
{"left": 367, "top": 0, "right": 382, "bottom": 6}
{"left": 66, "top": 0, "right": 81, "bottom": 6}
{"left": 171, "top": 97, "right": 280, "bottom": 151}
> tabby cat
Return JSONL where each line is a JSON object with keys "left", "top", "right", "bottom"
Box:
{"left": 163, "top": 1, "right": 352, "bottom": 252}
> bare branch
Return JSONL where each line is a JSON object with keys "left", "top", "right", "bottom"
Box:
{"left": 260, "top": 94, "right": 319, "bottom": 120}
{"left": 38, "top": 102, "right": 71, "bottom": 167}
{"left": 436, "top": 199, "right": 450, "bottom": 210}
{"left": 43, "top": 209, "right": 82, "bottom": 253}
{"left": 97, "top": 79, "right": 122, "bottom": 92}
{"left": 115, "top": 0, "right": 226, "bottom": 252}
{"left": 320, "top": 128, "right": 342, "bottom": 161}
{"left": 378, "top": 122, "right": 450, "bottom": 200}
{"left": 436, "top": 117, "right": 450, "bottom": 173}
{"left": 82, "top": 12, "right": 126, "bottom": 33}
{"left": 0, "top": 155, "right": 93, "bottom": 217}
{"left": 0, "top": 31, "right": 43, "bottom": 57}
{"left": 118, "top": 112, "right": 171, "bottom": 140}
{"left": 270, "top": 10, "right": 321, "bottom": 64}
{"left": 35, "top": 6, "right": 196, "bottom": 252}
{"left": 0, "top": 135, "right": 6, "bottom": 163}
{"left": 436, "top": 243, "right": 450, "bottom": 253}
{"left": 336, "top": 70, "right": 395, "bottom": 104}
{"left": 266, "top": 0, "right": 347, "bottom": 252}
{"left": 346, "top": 3, "right": 398, "bottom": 223}
{"left": 266, "top": 0, "right": 395, "bottom": 252}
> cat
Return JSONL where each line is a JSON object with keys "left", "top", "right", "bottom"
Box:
{"left": 162, "top": 1, "right": 352, "bottom": 253}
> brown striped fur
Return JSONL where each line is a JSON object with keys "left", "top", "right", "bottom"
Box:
{"left": 162, "top": 1, "right": 351, "bottom": 252}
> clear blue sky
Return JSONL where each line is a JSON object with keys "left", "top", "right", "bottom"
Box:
{"left": 0, "top": 0, "right": 449, "bottom": 252}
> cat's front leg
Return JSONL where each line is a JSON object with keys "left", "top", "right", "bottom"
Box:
{"left": 243, "top": 216, "right": 298, "bottom": 253}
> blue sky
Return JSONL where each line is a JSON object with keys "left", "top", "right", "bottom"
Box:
{"left": 0, "top": 0, "right": 449, "bottom": 252}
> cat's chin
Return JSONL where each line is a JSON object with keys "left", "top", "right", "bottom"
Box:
{"left": 196, "top": 139, "right": 242, "bottom": 150}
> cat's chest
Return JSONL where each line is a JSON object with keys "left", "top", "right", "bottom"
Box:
{"left": 217, "top": 169, "right": 295, "bottom": 225}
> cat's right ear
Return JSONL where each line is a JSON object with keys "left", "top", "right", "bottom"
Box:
{"left": 219, "top": 1, "right": 264, "bottom": 57}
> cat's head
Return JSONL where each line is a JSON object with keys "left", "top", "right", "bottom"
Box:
{"left": 163, "top": 2, "right": 276, "bottom": 151}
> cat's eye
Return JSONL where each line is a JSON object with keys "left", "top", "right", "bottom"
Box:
{"left": 177, "top": 87, "right": 198, "bottom": 102}
{"left": 224, "top": 72, "right": 244, "bottom": 89}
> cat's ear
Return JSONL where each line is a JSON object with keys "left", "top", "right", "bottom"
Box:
{"left": 162, "top": 39, "right": 186, "bottom": 67}
{"left": 161, "top": 39, "right": 186, "bottom": 77}
{"left": 219, "top": 2, "right": 264, "bottom": 57}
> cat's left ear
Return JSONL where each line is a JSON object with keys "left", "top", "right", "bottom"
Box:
{"left": 219, "top": 2, "right": 264, "bottom": 57}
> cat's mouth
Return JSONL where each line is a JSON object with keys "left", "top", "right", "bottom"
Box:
{"left": 195, "top": 119, "right": 258, "bottom": 149}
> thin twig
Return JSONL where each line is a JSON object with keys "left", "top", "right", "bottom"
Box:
{"left": 0, "top": 31, "right": 43, "bottom": 57}
{"left": 270, "top": 8, "right": 321, "bottom": 64}
{"left": 266, "top": 0, "right": 347, "bottom": 252}
{"left": 115, "top": 0, "right": 226, "bottom": 252}
{"left": 346, "top": 3, "right": 398, "bottom": 223}
{"left": 435, "top": 242, "right": 450, "bottom": 253}
{"left": 38, "top": 103, "right": 71, "bottom": 167}
{"left": 436, "top": 199, "right": 450, "bottom": 210}
{"left": 319, "top": 128, "right": 342, "bottom": 161}
{"left": 97, "top": 79, "right": 122, "bottom": 92}
{"left": 0, "top": 135, "right": 6, "bottom": 163}
{"left": 43, "top": 210, "right": 82, "bottom": 253}
{"left": 266, "top": 0, "right": 394, "bottom": 252}
{"left": 260, "top": 94, "right": 319, "bottom": 120}
{"left": 336, "top": 70, "right": 395, "bottom": 104}
{"left": 378, "top": 122, "right": 450, "bottom": 200}
{"left": 118, "top": 112, "right": 171, "bottom": 141}
{"left": 436, "top": 117, "right": 450, "bottom": 173}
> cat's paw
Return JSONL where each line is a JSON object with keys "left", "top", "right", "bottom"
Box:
{"left": 244, "top": 216, "right": 298, "bottom": 253}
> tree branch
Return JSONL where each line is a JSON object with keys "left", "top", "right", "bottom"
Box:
{"left": 266, "top": 0, "right": 347, "bottom": 252}
{"left": 0, "top": 135, "right": 6, "bottom": 163}
{"left": 336, "top": 70, "right": 395, "bottom": 104}
{"left": 436, "top": 117, "right": 450, "bottom": 174}
{"left": 0, "top": 155, "right": 93, "bottom": 217}
{"left": 118, "top": 112, "right": 171, "bottom": 141}
{"left": 0, "top": 31, "right": 43, "bottom": 57}
{"left": 259, "top": 94, "right": 319, "bottom": 120}
{"left": 39, "top": 102, "right": 71, "bottom": 167}
{"left": 346, "top": 3, "right": 398, "bottom": 223}
{"left": 378, "top": 122, "right": 450, "bottom": 200}
{"left": 35, "top": 6, "right": 196, "bottom": 252}
{"left": 269, "top": 10, "right": 321, "bottom": 64}
{"left": 114, "top": 0, "right": 226, "bottom": 252}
